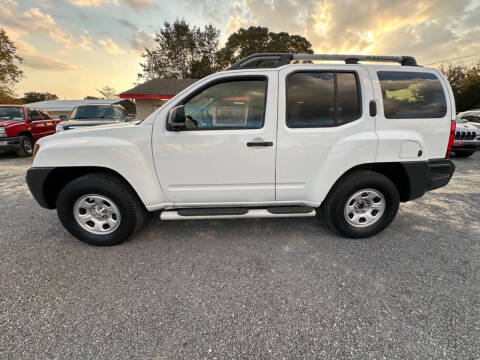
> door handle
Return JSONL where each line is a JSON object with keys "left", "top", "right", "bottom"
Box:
{"left": 247, "top": 141, "right": 273, "bottom": 147}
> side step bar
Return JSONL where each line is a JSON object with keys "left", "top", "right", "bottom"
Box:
{"left": 160, "top": 206, "right": 316, "bottom": 220}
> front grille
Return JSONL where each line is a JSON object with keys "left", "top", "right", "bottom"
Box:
{"left": 455, "top": 130, "right": 476, "bottom": 140}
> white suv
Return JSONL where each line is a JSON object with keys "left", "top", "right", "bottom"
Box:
{"left": 26, "top": 53, "right": 456, "bottom": 246}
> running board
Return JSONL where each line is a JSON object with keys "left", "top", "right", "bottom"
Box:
{"left": 160, "top": 206, "right": 315, "bottom": 220}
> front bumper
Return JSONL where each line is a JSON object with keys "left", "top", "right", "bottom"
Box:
{"left": 452, "top": 139, "right": 480, "bottom": 152}
{"left": 25, "top": 167, "right": 55, "bottom": 209}
{"left": 0, "top": 136, "right": 21, "bottom": 151}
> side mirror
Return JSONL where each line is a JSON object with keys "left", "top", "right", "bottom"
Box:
{"left": 59, "top": 114, "right": 67, "bottom": 121}
{"left": 167, "top": 105, "right": 186, "bottom": 131}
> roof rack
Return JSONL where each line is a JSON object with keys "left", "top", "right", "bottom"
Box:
{"left": 227, "top": 53, "right": 418, "bottom": 70}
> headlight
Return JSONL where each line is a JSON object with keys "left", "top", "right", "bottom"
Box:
{"left": 56, "top": 124, "right": 64, "bottom": 132}
{"left": 0, "top": 126, "right": 6, "bottom": 137}
{"left": 33, "top": 143, "right": 40, "bottom": 159}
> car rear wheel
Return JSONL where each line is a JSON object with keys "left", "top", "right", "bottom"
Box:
{"left": 56, "top": 173, "right": 145, "bottom": 246}
{"left": 16, "top": 136, "right": 34, "bottom": 157}
{"left": 320, "top": 170, "right": 400, "bottom": 238}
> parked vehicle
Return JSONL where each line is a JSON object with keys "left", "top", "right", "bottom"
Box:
{"left": 0, "top": 105, "right": 61, "bottom": 157}
{"left": 458, "top": 110, "right": 480, "bottom": 124}
{"left": 56, "top": 104, "right": 133, "bottom": 132}
{"left": 26, "top": 53, "right": 456, "bottom": 246}
{"left": 452, "top": 117, "right": 480, "bottom": 157}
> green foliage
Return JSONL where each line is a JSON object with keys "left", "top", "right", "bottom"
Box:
{"left": 138, "top": 21, "right": 314, "bottom": 80}
{"left": 0, "top": 94, "right": 22, "bottom": 104}
{"left": 217, "top": 26, "right": 313, "bottom": 69}
{"left": 139, "top": 19, "right": 220, "bottom": 80}
{"left": 0, "top": 29, "right": 23, "bottom": 97}
{"left": 440, "top": 62, "right": 480, "bottom": 111}
{"left": 21, "top": 91, "right": 58, "bottom": 104}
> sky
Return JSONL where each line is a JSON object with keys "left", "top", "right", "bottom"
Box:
{"left": 2, "top": 0, "right": 480, "bottom": 99}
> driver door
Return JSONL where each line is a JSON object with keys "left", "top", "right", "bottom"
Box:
{"left": 152, "top": 72, "right": 278, "bottom": 205}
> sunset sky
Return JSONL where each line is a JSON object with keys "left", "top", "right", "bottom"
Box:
{"left": 3, "top": 0, "right": 480, "bottom": 99}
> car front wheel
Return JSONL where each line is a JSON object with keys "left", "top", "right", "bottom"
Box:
{"left": 56, "top": 173, "right": 145, "bottom": 246}
{"left": 320, "top": 170, "right": 400, "bottom": 238}
{"left": 16, "top": 136, "right": 34, "bottom": 157}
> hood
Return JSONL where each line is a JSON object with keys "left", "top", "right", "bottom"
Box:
{"left": 456, "top": 122, "right": 478, "bottom": 131}
{"left": 0, "top": 119, "right": 22, "bottom": 127}
{"left": 61, "top": 118, "right": 126, "bottom": 128}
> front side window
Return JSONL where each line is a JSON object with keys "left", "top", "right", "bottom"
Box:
{"left": 182, "top": 78, "right": 267, "bottom": 130}
{"left": 27, "top": 108, "right": 42, "bottom": 121}
{"left": 378, "top": 72, "right": 447, "bottom": 119}
{"left": 287, "top": 72, "right": 361, "bottom": 128}
{"left": 0, "top": 107, "right": 24, "bottom": 121}
{"left": 38, "top": 109, "right": 51, "bottom": 120}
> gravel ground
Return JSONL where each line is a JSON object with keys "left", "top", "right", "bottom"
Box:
{"left": 0, "top": 152, "right": 479, "bottom": 359}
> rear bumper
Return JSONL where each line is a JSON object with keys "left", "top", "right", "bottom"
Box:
{"left": 426, "top": 159, "right": 455, "bottom": 192}
{"left": 0, "top": 136, "right": 21, "bottom": 151}
{"left": 25, "top": 167, "right": 55, "bottom": 209}
{"left": 401, "top": 159, "right": 455, "bottom": 200}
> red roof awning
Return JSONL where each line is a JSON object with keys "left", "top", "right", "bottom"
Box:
{"left": 119, "top": 94, "right": 174, "bottom": 99}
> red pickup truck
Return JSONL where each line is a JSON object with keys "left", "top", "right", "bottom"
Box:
{"left": 0, "top": 105, "right": 61, "bottom": 157}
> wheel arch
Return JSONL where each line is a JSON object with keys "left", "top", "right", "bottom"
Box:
{"left": 326, "top": 161, "right": 427, "bottom": 203}
{"left": 41, "top": 167, "right": 145, "bottom": 209}
{"left": 18, "top": 131, "right": 33, "bottom": 140}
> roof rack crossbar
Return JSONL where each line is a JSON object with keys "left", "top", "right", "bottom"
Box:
{"left": 227, "top": 53, "right": 418, "bottom": 70}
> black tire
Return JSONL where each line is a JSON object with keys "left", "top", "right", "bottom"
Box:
{"left": 56, "top": 173, "right": 145, "bottom": 246}
{"left": 454, "top": 151, "right": 475, "bottom": 157}
{"left": 15, "top": 136, "right": 34, "bottom": 157}
{"left": 320, "top": 170, "right": 400, "bottom": 239}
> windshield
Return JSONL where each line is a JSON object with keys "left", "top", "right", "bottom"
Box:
{"left": 0, "top": 106, "right": 25, "bottom": 121}
{"left": 70, "top": 105, "right": 120, "bottom": 120}
{"left": 456, "top": 116, "right": 467, "bottom": 123}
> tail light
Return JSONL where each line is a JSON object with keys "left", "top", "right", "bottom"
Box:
{"left": 445, "top": 120, "right": 456, "bottom": 158}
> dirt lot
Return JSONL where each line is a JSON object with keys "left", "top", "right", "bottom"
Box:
{"left": 0, "top": 152, "right": 479, "bottom": 359}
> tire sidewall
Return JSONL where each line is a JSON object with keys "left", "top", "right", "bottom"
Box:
{"left": 16, "top": 136, "right": 33, "bottom": 157}
{"left": 57, "top": 179, "right": 137, "bottom": 245}
{"left": 331, "top": 176, "right": 399, "bottom": 238}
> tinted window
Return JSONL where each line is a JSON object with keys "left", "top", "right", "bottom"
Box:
{"left": 337, "top": 73, "right": 360, "bottom": 125}
{"left": 0, "top": 107, "right": 24, "bottom": 120}
{"left": 27, "top": 108, "right": 42, "bottom": 121}
{"left": 70, "top": 105, "right": 116, "bottom": 120}
{"left": 182, "top": 79, "right": 266, "bottom": 130}
{"left": 287, "top": 72, "right": 360, "bottom": 128}
{"left": 378, "top": 72, "right": 447, "bottom": 119}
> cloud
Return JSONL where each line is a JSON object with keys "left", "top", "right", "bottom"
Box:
{"left": 23, "top": 55, "right": 82, "bottom": 71}
{"left": 129, "top": 29, "right": 155, "bottom": 53}
{"left": 123, "top": 0, "right": 156, "bottom": 10}
{"left": 225, "top": 0, "right": 477, "bottom": 64}
{"left": 97, "top": 38, "right": 126, "bottom": 54}
{"left": 117, "top": 18, "right": 137, "bottom": 30}
{"left": 15, "top": 39, "right": 81, "bottom": 71}
{"left": 69, "top": 0, "right": 118, "bottom": 7}
{"left": 0, "top": 0, "right": 73, "bottom": 46}
{"left": 79, "top": 32, "right": 93, "bottom": 51}
{"left": 69, "top": 0, "right": 155, "bottom": 10}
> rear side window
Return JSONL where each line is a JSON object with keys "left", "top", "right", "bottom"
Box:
{"left": 287, "top": 72, "right": 361, "bottom": 128}
{"left": 377, "top": 72, "right": 447, "bottom": 119}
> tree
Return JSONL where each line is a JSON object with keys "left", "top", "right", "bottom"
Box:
{"left": 84, "top": 96, "right": 100, "bottom": 100}
{"left": 440, "top": 62, "right": 480, "bottom": 111}
{"left": 21, "top": 91, "right": 58, "bottom": 103}
{"left": 0, "top": 29, "right": 23, "bottom": 97}
{"left": 96, "top": 86, "right": 117, "bottom": 99}
{"left": 139, "top": 19, "right": 220, "bottom": 80}
{"left": 217, "top": 27, "right": 314, "bottom": 69}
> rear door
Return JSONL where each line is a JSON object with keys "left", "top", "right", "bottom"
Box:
{"left": 152, "top": 72, "right": 278, "bottom": 205}
{"left": 367, "top": 67, "right": 452, "bottom": 160}
{"left": 276, "top": 65, "right": 377, "bottom": 204}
